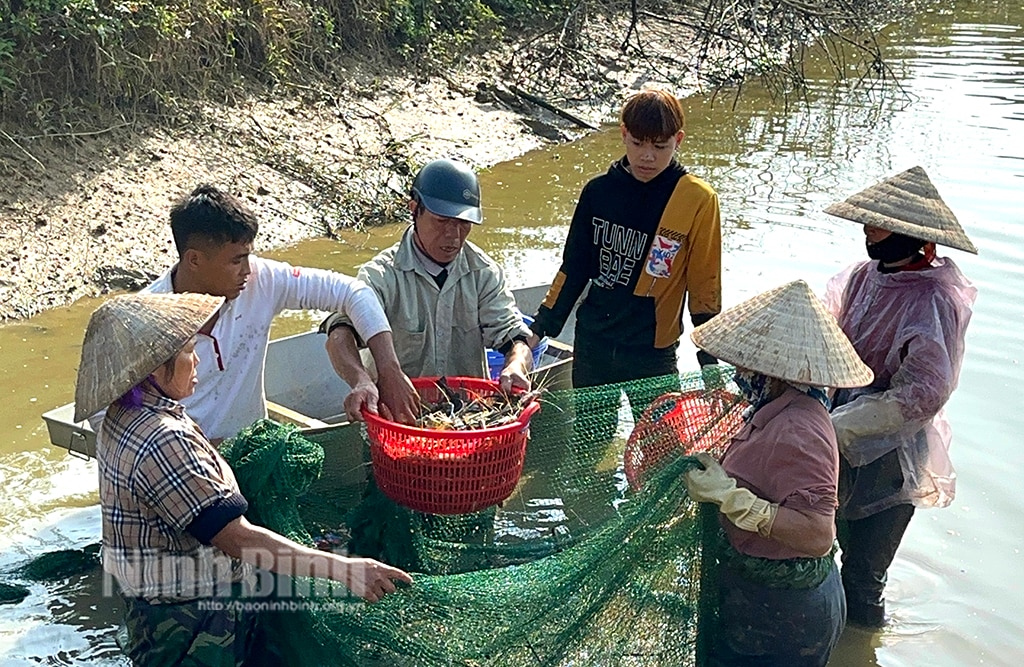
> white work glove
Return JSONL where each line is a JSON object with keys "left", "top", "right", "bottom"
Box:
{"left": 683, "top": 452, "right": 778, "bottom": 537}
{"left": 831, "top": 396, "right": 905, "bottom": 464}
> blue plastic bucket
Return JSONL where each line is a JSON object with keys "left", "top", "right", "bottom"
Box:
{"left": 486, "top": 314, "right": 548, "bottom": 380}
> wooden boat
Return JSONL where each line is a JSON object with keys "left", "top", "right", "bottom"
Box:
{"left": 41, "top": 283, "right": 576, "bottom": 459}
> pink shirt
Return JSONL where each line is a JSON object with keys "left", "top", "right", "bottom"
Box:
{"left": 720, "top": 387, "right": 838, "bottom": 560}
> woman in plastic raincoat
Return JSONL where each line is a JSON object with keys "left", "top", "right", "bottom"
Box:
{"left": 683, "top": 280, "right": 873, "bottom": 667}
{"left": 822, "top": 166, "right": 977, "bottom": 628}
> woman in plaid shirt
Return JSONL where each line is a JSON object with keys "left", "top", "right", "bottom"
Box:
{"left": 75, "top": 292, "right": 411, "bottom": 666}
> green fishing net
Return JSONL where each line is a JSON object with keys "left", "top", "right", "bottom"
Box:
{"left": 0, "top": 544, "right": 102, "bottom": 605}
{"left": 222, "top": 367, "right": 746, "bottom": 667}
{"left": 0, "top": 582, "right": 30, "bottom": 605}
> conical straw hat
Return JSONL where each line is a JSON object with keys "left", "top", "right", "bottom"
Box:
{"left": 74, "top": 293, "right": 224, "bottom": 421}
{"left": 691, "top": 280, "right": 873, "bottom": 388}
{"left": 824, "top": 166, "right": 977, "bottom": 254}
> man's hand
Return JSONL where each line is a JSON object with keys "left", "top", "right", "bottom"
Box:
{"left": 377, "top": 367, "right": 419, "bottom": 425}
{"left": 499, "top": 340, "right": 533, "bottom": 393}
{"left": 330, "top": 329, "right": 417, "bottom": 424}
{"left": 327, "top": 325, "right": 382, "bottom": 422}
{"left": 344, "top": 381, "right": 380, "bottom": 422}
{"left": 499, "top": 362, "right": 531, "bottom": 393}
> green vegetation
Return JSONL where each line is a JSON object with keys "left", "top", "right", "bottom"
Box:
{"left": 0, "top": 0, "right": 926, "bottom": 132}
{"left": 0, "top": 0, "right": 573, "bottom": 128}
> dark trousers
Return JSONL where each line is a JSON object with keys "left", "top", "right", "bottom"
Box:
{"left": 571, "top": 332, "right": 680, "bottom": 445}
{"left": 837, "top": 503, "right": 916, "bottom": 627}
{"left": 572, "top": 332, "right": 679, "bottom": 388}
{"left": 710, "top": 562, "right": 846, "bottom": 667}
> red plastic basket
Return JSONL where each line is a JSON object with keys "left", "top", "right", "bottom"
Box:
{"left": 363, "top": 377, "right": 541, "bottom": 515}
{"left": 624, "top": 389, "right": 746, "bottom": 491}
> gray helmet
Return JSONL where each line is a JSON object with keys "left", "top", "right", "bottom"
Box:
{"left": 411, "top": 159, "right": 483, "bottom": 224}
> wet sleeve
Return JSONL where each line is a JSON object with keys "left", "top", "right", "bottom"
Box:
{"left": 186, "top": 494, "right": 249, "bottom": 545}
{"left": 318, "top": 312, "right": 356, "bottom": 337}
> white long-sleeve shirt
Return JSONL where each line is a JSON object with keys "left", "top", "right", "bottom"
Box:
{"left": 142, "top": 256, "right": 390, "bottom": 441}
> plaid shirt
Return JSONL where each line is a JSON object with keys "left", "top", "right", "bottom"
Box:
{"left": 98, "top": 388, "right": 251, "bottom": 601}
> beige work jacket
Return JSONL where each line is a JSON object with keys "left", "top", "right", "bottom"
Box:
{"left": 322, "top": 228, "right": 530, "bottom": 379}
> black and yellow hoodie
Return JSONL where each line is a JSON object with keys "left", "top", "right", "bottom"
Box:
{"left": 532, "top": 158, "right": 721, "bottom": 350}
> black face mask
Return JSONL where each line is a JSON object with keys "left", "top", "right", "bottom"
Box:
{"left": 866, "top": 232, "right": 927, "bottom": 263}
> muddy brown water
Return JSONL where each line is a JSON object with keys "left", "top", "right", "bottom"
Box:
{"left": 2, "top": 0, "right": 1023, "bottom": 663}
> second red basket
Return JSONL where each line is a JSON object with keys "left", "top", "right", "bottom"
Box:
{"left": 624, "top": 389, "right": 746, "bottom": 491}
{"left": 363, "top": 376, "right": 541, "bottom": 515}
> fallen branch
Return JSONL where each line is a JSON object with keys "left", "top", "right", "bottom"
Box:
{"left": 0, "top": 130, "right": 45, "bottom": 170}
{"left": 17, "top": 122, "right": 132, "bottom": 141}
{"left": 638, "top": 9, "right": 743, "bottom": 44}
{"left": 507, "top": 85, "right": 600, "bottom": 130}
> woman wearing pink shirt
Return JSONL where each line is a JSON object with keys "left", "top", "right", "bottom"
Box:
{"left": 683, "top": 280, "right": 873, "bottom": 667}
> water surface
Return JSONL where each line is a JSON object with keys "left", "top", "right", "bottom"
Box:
{"left": 2, "top": 1, "right": 1022, "bottom": 664}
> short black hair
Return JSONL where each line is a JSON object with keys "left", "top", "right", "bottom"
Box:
{"left": 169, "top": 184, "right": 259, "bottom": 255}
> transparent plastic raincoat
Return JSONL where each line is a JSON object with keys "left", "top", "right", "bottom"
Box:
{"left": 824, "top": 257, "right": 976, "bottom": 519}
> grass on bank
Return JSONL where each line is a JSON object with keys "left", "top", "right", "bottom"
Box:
{"left": 0, "top": 0, "right": 927, "bottom": 243}
{"left": 0, "top": 0, "right": 576, "bottom": 131}
{"left": 0, "top": 0, "right": 928, "bottom": 134}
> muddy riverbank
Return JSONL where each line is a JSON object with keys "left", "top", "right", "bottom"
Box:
{"left": 0, "top": 0, "right": 908, "bottom": 321}
{"left": 0, "top": 18, "right": 671, "bottom": 321}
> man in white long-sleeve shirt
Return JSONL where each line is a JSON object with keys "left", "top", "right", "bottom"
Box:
{"left": 138, "top": 184, "right": 417, "bottom": 442}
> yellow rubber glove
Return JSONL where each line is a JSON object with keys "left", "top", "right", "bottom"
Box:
{"left": 683, "top": 452, "right": 778, "bottom": 537}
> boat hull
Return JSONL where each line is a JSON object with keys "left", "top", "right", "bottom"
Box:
{"left": 42, "top": 283, "right": 575, "bottom": 458}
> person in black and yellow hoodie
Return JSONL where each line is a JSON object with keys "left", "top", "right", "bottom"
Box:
{"left": 531, "top": 89, "right": 722, "bottom": 439}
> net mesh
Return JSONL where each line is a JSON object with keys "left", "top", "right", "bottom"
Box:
{"left": 223, "top": 367, "right": 746, "bottom": 667}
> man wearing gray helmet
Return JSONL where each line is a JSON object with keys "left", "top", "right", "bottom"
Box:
{"left": 322, "top": 158, "right": 539, "bottom": 424}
